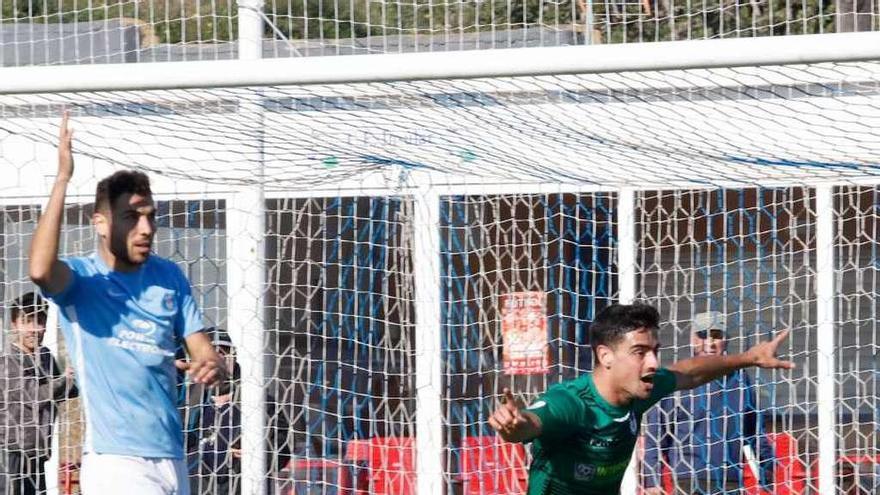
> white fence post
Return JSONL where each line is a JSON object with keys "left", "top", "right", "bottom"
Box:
{"left": 815, "top": 184, "right": 837, "bottom": 495}
{"left": 229, "top": 1, "right": 266, "bottom": 494}
{"left": 618, "top": 187, "right": 639, "bottom": 495}
{"left": 413, "top": 180, "right": 445, "bottom": 495}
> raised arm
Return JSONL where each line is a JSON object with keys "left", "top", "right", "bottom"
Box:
{"left": 488, "top": 388, "right": 543, "bottom": 443}
{"left": 29, "top": 112, "right": 73, "bottom": 295}
{"left": 669, "top": 329, "right": 794, "bottom": 391}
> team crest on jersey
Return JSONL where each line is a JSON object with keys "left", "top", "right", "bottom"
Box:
{"left": 163, "top": 293, "right": 176, "bottom": 312}
{"left": 574, "top": 463, "right": 596, "bottom": 481}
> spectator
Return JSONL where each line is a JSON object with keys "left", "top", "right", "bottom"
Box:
{"left": 642, "top": 311, "right": 775, "bottom": 495}
{"left": 0, "top": 292, "right": 78, "bottom": 495}
{"left": 185, "top": 329, "right": 291, "bottom": 495}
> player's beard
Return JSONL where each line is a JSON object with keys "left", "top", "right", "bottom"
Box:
{"left": 110, "top": 232, "right": 148, "bottom": 266}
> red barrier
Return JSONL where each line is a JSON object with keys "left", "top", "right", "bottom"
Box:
{"left": 460, "top": 435, "right": 528, "bottom": 495}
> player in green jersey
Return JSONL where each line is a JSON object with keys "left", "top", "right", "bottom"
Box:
{"left": 488, "top": 303, "right": 793, "bottom": 495}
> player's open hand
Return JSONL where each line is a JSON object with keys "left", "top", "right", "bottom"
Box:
{"left": 175, "top": 356, "right": 226, "bottom": 386}
{"left": 746, "top": 329, "right": 795, "bottom": 370}
{"left": 58, "top": 111, "right": 74, "bottom": 182}
{"left": 488, "top": 388, "right": 533, "bottom": 442}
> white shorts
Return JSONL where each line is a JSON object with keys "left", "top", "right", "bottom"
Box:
{"left": 80, "top": 453, "right": 189, "bottom": 495}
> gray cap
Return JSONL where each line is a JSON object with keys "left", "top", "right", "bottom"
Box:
{"left": 692, "top": 311, "right": 727, "bottom": 334}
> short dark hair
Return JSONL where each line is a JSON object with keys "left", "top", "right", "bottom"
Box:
{"left": 95, "top": 170, "right": 152, "bottom": 212}
{"left": 11, "top": 292, "right": 48, "bottom": 325}
{"left": 590, "top": 303, "right": 660, "bottom": 356}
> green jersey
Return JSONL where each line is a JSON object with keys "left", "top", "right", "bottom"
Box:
{"left": 524, "top": 368, "right": 677, "bottom": 495}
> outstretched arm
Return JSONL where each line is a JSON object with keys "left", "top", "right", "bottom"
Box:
{"left": 29, "top": 112, "right": 73, "bottom": 295}
{"left": 669, "top": 330, "right": 794, "bottom": 391}
{"left": 488, "top": 388, "right": 543, "bottom": 443}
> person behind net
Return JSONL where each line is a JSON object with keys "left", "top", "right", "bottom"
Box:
{"left": 488, "top": 303, "right": 793, "bottom": 495}
{"left": 641, "top": 311, "right": 776, "bottom": 495}
{"left": 29, "top": 112, "right": 226, "bottom": 495}
{"left": 0, "top": 291, "right": 78, "bottom": 495}
{"left": 183, "top": 328, "right": 291, "bottom": 495}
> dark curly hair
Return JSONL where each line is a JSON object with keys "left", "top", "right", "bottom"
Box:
{"left": 11, "top": 291, "right": 48, "bottom": 326}
{"left": 95, "top": 170, "right": 152, "bottom": 212}
{"left": 590, "top": 303, "right": 660, "bottom": 361}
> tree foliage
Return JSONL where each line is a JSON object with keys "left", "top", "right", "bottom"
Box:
{"left": 0, "top": 0, "right": 853, "bottom": 46}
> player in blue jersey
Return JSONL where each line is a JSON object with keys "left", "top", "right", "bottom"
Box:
{"left": 29, "top": 112, "right": 226, "bottom": 495}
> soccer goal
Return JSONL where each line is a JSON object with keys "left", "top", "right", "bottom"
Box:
{"left": 1, "top": 31, "right": 880, "bottom": 495}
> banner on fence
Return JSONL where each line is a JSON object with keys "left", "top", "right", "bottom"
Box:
{"left": 501, "top": 291, "right": 548, "bottom": 375}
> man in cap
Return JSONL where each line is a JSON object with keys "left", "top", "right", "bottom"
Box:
{"left": 183, "top": 329, "right": 290, "bottom": 495}
{"left": 642, "top": 311, "right": 776, "bottom": 494}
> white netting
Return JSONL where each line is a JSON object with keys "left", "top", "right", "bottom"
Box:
{"left": 1, "top": 0, "right": 879, "bottom": 66}
{"left": 4, "top": 62, "right": 880, "bottom": 190}
{"left": 638, "top": 188, "right": 818, "bottom": 494}
{"left": 0, "top": 57, "right": 878, "bottom": 495}
{"left": 833, "top": 186, "right": 880, "bottom": 494}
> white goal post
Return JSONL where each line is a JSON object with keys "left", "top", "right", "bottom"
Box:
{"left": 2, "top": 31, "right": 880, "bottom": 495}
{"left": 2, "top": 32, "right": 880, "bottom": 95}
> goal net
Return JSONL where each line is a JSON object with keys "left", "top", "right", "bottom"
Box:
{"left": 1, "top": 35, "right": 879, "bottom": 495}
{"left": 3, "top": 0, "right": 877, "bottom": 63}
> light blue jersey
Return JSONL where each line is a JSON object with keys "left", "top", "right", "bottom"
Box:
{"left": 44, "top": 253, "right": 204, "bottom": 459}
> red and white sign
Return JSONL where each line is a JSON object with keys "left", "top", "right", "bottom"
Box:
{"left": 501, "top": 291, "right": 548, "bottom": 375}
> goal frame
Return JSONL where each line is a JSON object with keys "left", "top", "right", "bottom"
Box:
{"left": 3, "top": 24, "right": 879, "bottom": 495}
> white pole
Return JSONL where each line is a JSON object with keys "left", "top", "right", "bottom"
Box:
{"left": 815, "top": 184, "right": 837, "bottom": 495}
{"left": 412, "top": 178, "right": 444, "bottom": 495}
{"left": 584, "top": 0, "right": 595, "bottom": 45}
{"left": 4, "top": 32, "right": 880, "bottom": 93}
{"left": 617, "top": 187, "right": 636, "bottom": 305}
{"left": 44, "top": 304, "right": 60, "bottom": 495}
{"left": 238, "top": 0, "right": 264, "bottom": 60}
{"left": 228, "top": 2, "right": 266, "bottom": 495}
{"left": 617, "top": 187, "right": 639, "bottom": 495}
{"left": 227, "top": 182, "right": 267, "bottom": 495}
